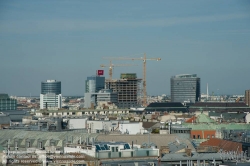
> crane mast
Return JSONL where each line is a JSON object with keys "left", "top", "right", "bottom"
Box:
{"left": 103, "top": 53, "right": 161, "bottom": 107}
{"left": 100, "top": 60, "right": 137, "bottom": 81}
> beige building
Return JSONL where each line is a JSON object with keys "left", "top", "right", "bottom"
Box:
{"left": 246, "top": 90, "right": 250, "bottom": 106}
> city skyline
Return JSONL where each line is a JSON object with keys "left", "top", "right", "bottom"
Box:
{"left": 0, "top": 1, "right": 250, "bottom": 96}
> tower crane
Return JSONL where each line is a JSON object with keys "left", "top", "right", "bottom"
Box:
{"left": 100, "top": 60, "right": 137, "bottom": 80}
{"left": 103, "top": 53, "right": 161, "bottom": 107}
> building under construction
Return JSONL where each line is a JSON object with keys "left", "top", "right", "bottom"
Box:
{"left": 105, "top": 73, "right": 142, "bottom": 109}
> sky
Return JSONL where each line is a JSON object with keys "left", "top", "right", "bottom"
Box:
{"left": 0, "top": 0, "right": 250, "bottom": 96}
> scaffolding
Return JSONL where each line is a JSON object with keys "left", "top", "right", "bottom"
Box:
{"left": 105, "top": 73, "right": 142, "bottom": 109}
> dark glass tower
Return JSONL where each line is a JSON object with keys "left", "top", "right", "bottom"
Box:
{"left": 85, "top": 76, "right": 105, "bottom": 93}
{"left": 171, "top": 74, "right": 200, "bottom": 103}
{"left": 41, "top": 80, "right": 61, "bottom": 94}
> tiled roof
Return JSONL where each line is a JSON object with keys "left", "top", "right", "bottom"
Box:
{"left": 185, "top": 116, "right": 197, "bottom": 123}
{"left": 200, "top": 138, "right": 242, "bottom": 152}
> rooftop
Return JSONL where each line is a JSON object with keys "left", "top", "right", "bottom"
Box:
{"left": 0, "top": 93, "right": 9, "bottom": 99}
{"left": 172, "top": 74, "right": 198, "bottom": 78}
{"left": 191, "top": 102, "right": 248, "bottom": 108}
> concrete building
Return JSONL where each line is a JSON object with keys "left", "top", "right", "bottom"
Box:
{"left": 105, "top": 73, "right": 142, "bottom": 108}
{"left": 84, "top": 89, "right": 118, "bottom": 109}
{"left": 0, "top": 94, "right": 17, "bottom": 110}
{"left": 67, "top": 117, "right": 88, "bottom": 129}
{"left": 40, "top": 80, "right": 62, "bottom": 109}
{"left": 245, "top": 89, "right": 250, "bottom": 106}
{"left": 171, "top": 74, "right": 200, "bottom": 103}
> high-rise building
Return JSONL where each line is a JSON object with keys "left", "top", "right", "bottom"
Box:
{"left": 85, "top": 76, "right": 105, "bottom": 93}
{"left": 84, "top": 75, "right": 105, "bottom": 109}
{"left": 105, "top": 73, "right": 142, "bottom": 108}
{"left": 0, "top": 94, "right": 17, "bottom": 110}
{"left": 245, "top": 90, "right": 250, "bottom": 106}
{"left": 171, "top": 74, "right": 200, "bottom": 103}
{"left": 40, "top": 80, "right": 62, "bottom": 109}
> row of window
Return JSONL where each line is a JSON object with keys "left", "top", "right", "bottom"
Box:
{"left": 192, "top": 134, "right": 215, "bottom": 139}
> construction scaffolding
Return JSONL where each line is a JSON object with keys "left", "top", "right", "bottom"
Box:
{"left": 105, "top": 73, "right": 142, "bottom": 109}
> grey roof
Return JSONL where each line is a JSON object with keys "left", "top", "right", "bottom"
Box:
{"left": 0, "top": 144, "right": 4, "bottom": 152}
{"left": 0, "top": 115, "right": 11, "bottom": 124}
{"left": 0, "top": 129, "right": 99, "bottom": 148}
{"left": 0, "top": 94, "right": 9, "bottom": 99}
{"left": 0, "top": 110, "right": 30, "bottom": 122}
{"left": 209, "top": 112, "right": 246, "bottom": 120}
{"left": 96, "top": 134, "right": 195, "bottom": 151}
{"left": 168, "top": 142, "right": 187, "bottom": 153}
{"left": 161, "top": 152, "right": 224, "bottom": 161}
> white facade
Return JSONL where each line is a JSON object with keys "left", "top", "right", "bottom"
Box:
{"left": 119, "top": 122, "right": 144, "bottom": 135}
{"left": 40, "top": 94, "right": 62, "bottom": 109}
{"left": 68, "top": 118, "right": 88, "bottom": 129}
{"left": 87, "top": 120, "right": 119, "bottom": 133}
{"left": 245, "top": 113, "right": 250, "bottom": 124}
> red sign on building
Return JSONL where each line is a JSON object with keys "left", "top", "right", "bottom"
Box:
{"left": 97, "top": 70, "right": 104, "bottom": 76}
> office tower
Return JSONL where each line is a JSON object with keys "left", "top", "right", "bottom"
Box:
{"left": 105, "top": 73, "right": 142, "bottom": 108}
{"left": 0, "top": 94, "right": 17, "bottom": 110}
{"left": 84, "top": 74, "right": 105, "bottom": 108}
{"left": 85, "top": 76, "right": 105, "bottom": 93}
{"left": 40, "top": 80, "right": 62, "bottom": 109}
{"left": 171, "top": 74, "right": 200, "bottom": 103}
{"left": 246, "top": 90, "right": 250, "bottom": 106}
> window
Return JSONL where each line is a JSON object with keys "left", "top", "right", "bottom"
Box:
{"left": 207, "top": 135, "right": 210, "bottom": 139}
{"left": 212, "top": 135, "right": 214, "bottom": 138}
{"left": 15, "top": 141, "right": 18, "bottom": 150}
{"left": 198, "top": 135, "right": 200, "bottom": 139}
{"left": 193, "top": 135, "right": 196, "bottom": 139}
{"left": 28, "top": 142, "right": 31, "bottom": 148}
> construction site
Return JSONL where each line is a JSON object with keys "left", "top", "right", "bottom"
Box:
{"left": 105, "top": 73, "right": 142, "bottom": 108}
{"left": 102, "top": 53, "right": 161, "bottom": 108}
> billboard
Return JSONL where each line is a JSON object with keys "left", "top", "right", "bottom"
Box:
{"left": 97, "top": 70, "right": 104, "bottom": 76}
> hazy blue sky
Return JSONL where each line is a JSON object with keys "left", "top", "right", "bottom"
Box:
{"left": 0, "top": 0, "right": 250, "bottom": 96}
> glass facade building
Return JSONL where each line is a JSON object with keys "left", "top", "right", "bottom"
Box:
{"left": 85, "top": 76, "right": 105, "bottom": 93}
{"left": 41, "top": 80, "right": 61, "bottom": 95}
{"left": 40, "top": 80, "right": 62, "bottom": 109}
{"left": 0, "top": 94, "right": 17, "bottom": 110}
{"left": 171, "top": 74, "right": 200, "bottom": 103}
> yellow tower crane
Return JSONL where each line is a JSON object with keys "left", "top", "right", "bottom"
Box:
{"left": 103, "top": 53, "right": 161, "bottom": 107}
{"left": 100, "top": 60, "right": 137, "bottom": 80}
